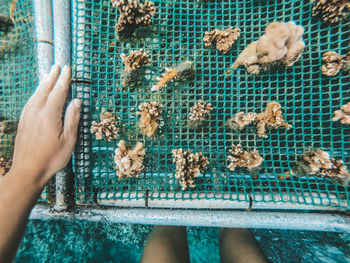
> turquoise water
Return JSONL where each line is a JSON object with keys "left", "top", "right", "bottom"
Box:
{"left": 15, "top": 220, "right": 350, "bottom": 263}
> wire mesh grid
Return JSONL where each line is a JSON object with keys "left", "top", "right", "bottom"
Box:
{"left": 0, "top": 0, "right": 49, "bottom": 202}
{"left": 72, "top": 0, "right": 350, "bottom": 209}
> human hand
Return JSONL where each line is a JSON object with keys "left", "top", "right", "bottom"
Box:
{"left": 9, "top": 65, "right": 81, "bottom": 189}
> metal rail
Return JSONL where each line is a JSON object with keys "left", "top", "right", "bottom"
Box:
{"left": 30, "top": 204, "right": 350, "bottom": 233}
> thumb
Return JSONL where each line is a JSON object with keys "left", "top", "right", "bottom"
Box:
{"left": 63, "top": 99, "right": 81, "bottom": 144}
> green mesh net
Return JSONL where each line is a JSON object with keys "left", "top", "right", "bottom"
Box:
{"left": 0, "top": 0, "right": 49, "bottom": 202}
{"left": 71, "top": 0, "right": 350, "bottom": 209}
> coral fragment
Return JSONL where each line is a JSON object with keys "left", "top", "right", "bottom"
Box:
{"left": 121, "top": 49, "right": 150, "bottom": 86}
{"left": 137, "top": 101, "right": 162, "bottom": 137}
{"left": 332, "top": 102, "right": 350, "bottom": 124}
{"left": 227, "top": 144, "right": 263, "bottom": 171}
{"left": 152, "top": 61, "right": 195, "bottom": 91}
{"left": 189, "top": 99, "right": 213, "bottom": 122}
{"left": 111, "top": 0, "right": 156, "bottom": 40}
{"left": 91, "top": 112, "right": 120, "bottom": 141}
{"left": 226, "top": 112, "right": 256, "bottom": 130}
{"left": 233, "top": 21, "right": 305, "bottom": 74}
{"left": 172, "top": 149, "right": 209, "bottom": 190}
{"left": 203, "top": 27, "right": 241, "bottom": 53}
{"left": 114, "top": 140, "right": 146, "bottom": 179}
{"left": 312, "top": 0, "right": 350, "bottom": 23}
{"left": 321, "top": 51, "right": 350, "bottom": 76}
{"left": 0, "top": 153, "right": 11, "bottom": 177}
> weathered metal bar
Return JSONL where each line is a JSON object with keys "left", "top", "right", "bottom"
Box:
{"left": 33, "top": 0, "right": 53, "bottom": 80}
{"left": 98, "top": 191, "right": 348, "bottom": 211}
{"left": 30, "top": 205, "right": 350, "bottom": 233}
{"left": 52, "top": 0, "right": 73, "bottom": 212}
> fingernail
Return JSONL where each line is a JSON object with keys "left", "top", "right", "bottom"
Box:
{"left": 73, "top": 99, "right": 82, "bottom": 108}
{"left": 51, "top": 64, "right": 59, "bottom": 72}
{"left": 62, "top": 65, "right": 70, "bottom": 72}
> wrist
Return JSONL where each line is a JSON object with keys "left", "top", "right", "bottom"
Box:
{"left": 7, "top": 166, "right": 47, "bottom": 192}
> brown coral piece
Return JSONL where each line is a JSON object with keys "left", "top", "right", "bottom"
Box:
{"left": 333, "top": 102, "right": 350, "bottom": 124}
{"left": 152, "top": 61, "right": 195, "bottom": 92}
{"left": 321, "top": 51, "right": 350, "bottom": 76}
{"left": 254, "top": 102, "right": 292, "bottom": 138}
{"left": 120, "top": 49, "right": 150, "bottom": 86}
{"left": 227, "top": 144, "right": 264, "bottom": 171}
{"left": 111, "top": 0, "right": 156, "bottom": 40}
{"left": 91, "top": 112, "right": 119, "bottom": 141}
{"left": 226, "top": 112, "right": 256, "bottom": 130}
{"left": 189, "top": 100, "right": 213, "bottom": 122}
{"left": 233, "top": 21, "right": 305, "bottom": 74}
{"left": 203, "top": 27, "right": 241, "bottom": 54}
{"left": 0, "top": 154, "right": 12, "bottom": 177}
{"left": 172, "top": 149, "right": 209, "bottom": 190}
{"left": 137, "top": 101, "right": 162, "bottom": 137}
{"left": 291, "top": 150, "right": 350, "bottom": 185}
{"left": 312, "top": 0, "right": 350, "bottom": 23}
{"left": 114, "top": 140, "right": 146, "bottom": 179}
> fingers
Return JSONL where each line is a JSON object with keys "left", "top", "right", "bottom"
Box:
{"left": 33, "top": 65, "right": 61, "bottom": 104}
{"left": 62, "top": 99, "right": 81, "bottom": 144}
{"left": 46, "top": 65, "right": 71, "bottom": 111}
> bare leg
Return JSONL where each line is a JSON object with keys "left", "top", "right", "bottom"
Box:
{"left": 219, "top": 228, "right": 268, "bottom": 263}
{"left": 140, "top": 226, "right": 190, "bottom": 263}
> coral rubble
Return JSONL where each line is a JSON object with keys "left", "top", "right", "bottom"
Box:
{"left": 0, "top": 153, "right": 11, "bottom": 177}
{"left": 172, "top": 149, "right": 209, "bottom": 190}
{"left": 120, "top": 49, "right": 150, "bottom": 86}
{"left": 312, "top": 0, "right": 350, "bottom": 23}
{"left": 227, "top": 144, "right": 263, "bottom": 171}
{"left": 291, "top": 149, "right": 350, "bottom": 185}
{"left": 111, "top": 0, "right": 156, "bottom": 40}
{"left": 152, "top": 61, "right": 195, "bottom": 91}
{"left": 232, "top": 21, "right": 305, "bottom": 74}
{"left": 203, "top": 27, "right": 241, "bottom": 53}
{"left": 321, "top": 51, "right": 350, "bottom": 76}
{"left": 114, "top": 140, "right": 146, "bottom": 179}
{"left": 137, "top": 101, "right": 162, "bottom": 137}
{"left": 226, "top": 102, "right": 291, "bottom": 138}
{"left": 90, "top": 112, "right": 120, "bottom": 141}
{"left": 189, "top": 99, "right": 213, "bottom": 122}
{"left": 332, "top": 102, "right": 350, "bottom": 124}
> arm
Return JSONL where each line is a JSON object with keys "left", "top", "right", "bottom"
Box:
{"left": 0, "top": 65, "right": 81, "bottom": 262}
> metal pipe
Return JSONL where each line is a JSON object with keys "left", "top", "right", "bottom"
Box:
{"left": 30, "top": 205, "right": 350, "bottom": 233}
{"left": 98, "top": 191, "right": 347, "bottom": 211}
{"left": 33, "top": 0, "right": 53, "bottom": 80}
{"left": 52, "top": 0, "right": 73, "bottom": 211}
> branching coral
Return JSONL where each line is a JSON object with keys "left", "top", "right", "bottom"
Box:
{"left": 321, "top": 51, "right": 350, "bottom": 76}
{"left": 254, "top": 101, "right": 292, "bottom": 138}
{"left": 232, "top": 21, "right": 305, "bottom": 74}
{"left": 114, "top": 140, "right": 146, "bottom": 179}
{"left": 120, "top": 49, "right": 150, "bottom": 86}
{"left": 291, "top": 149, "right": 350, "bottom": 185}
{"left": 172, "top": 149, "right": 209, "bottom": 190}
{"left": 137, "top": 101, "right": 162, "bottom": 137}
{"left": 188, "top": 100, "right": 213, "bottom": 122}
{"left": 227, "top": 144, "right": 263, "bottom": 171}
{"left": 226, "top": 102, "right": 291, "bottom": 138}
{"left": 0, "top": 119, "right": 17, "bottom": 134}
{"left": 203, "top": 27, "right": 241, "bottom": 53}
{"left": 312, "top": 0, "right": 350, "bottom": 23}
{"left": 332, "top": 102, "right": 350, "bottom": 124}
{"left": 152, "top": 61, "right": 195, "bottom": 91}
{"left": 90, "top": 112, "right": 120, "bottom": 141}
{"left": 0, "top": 153, "right": 11, "bottom": 177}
{"left": 111, "top": 0, "right": 156, "bottom": 40}
{"left": 226, "top": 112, "right": 256, "bottom": 131}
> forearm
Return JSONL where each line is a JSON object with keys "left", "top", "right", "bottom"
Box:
{"left": 0, "top": 170, "right": 44, "bottom": 262}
